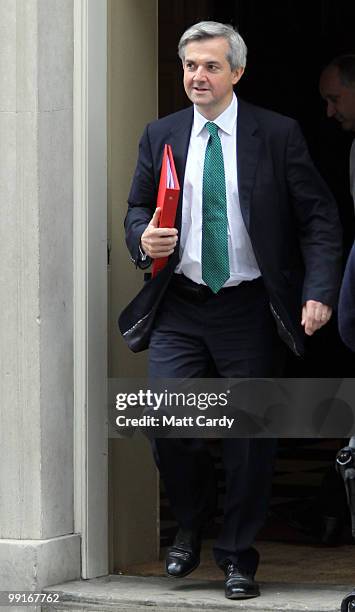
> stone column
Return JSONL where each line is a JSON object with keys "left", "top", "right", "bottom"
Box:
{"left": 0, "top": 0, "right": 80, "bottom": 589}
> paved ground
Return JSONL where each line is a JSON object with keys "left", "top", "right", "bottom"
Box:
{"left": 43, "top": 575, "right": 354, "bottom": 611}
{"left": 122, "top": 541, "right": 355, "bottom": 585}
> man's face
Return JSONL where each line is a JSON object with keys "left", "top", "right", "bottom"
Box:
{"left": 319, "top": 66, "right": 355, "bottom": 132}
{"left": 183, "top": 37, "right": 244, "bottom": 120}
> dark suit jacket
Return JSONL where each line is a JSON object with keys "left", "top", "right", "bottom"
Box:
{"left": 119, "top": 99, "right": 342, "bottom": 356}
{"left": 338, "top": 241, "right": 355, "bottom": 352}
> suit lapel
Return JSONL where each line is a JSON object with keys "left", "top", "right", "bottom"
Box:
{"left": 237, "top": 99, "right": 261, "bottom": 231}
{"left": 165, "top": 107, "right": 193, "bottom": 263}
{"left": 167, "top": 107, "right": 193, "bottom": 189}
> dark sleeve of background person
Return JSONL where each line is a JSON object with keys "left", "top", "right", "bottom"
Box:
{"left": 338, "top": 242, "right": 355, "bottom": 352}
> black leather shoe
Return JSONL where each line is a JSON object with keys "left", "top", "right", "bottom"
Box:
{"left": 223, "top": 562, "right": 260, "bottom": 599}
{"left": 166, "top": 528, "right": 201, "bottom": 577}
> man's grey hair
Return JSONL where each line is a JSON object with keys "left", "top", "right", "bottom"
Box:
{"left": 326, "top": 54, "right": 355, "bottom": 88}
{"left": 178, "top": 21, "right": 247, "bottom": 70}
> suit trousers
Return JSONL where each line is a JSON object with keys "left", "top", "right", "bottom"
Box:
{"left": 148, "top": 275, "right": 285, "bottom": 574}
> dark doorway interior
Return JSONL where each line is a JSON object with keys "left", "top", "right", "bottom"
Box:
{"left": 157, "top": 0, "right": 355, "bottom": 553}
{"left": 158, "top": 0, "right": 355, "bottom": 376}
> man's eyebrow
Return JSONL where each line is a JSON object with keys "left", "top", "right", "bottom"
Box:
{"left": 184, "top": 58, "right": 222, "bottom": 65}
{"left": 205, "top": 60, "right": 222, "bottom": 66}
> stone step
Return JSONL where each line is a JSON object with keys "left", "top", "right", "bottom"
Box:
{"left": 42, "top": 575, "right": 354, "bottom": 611}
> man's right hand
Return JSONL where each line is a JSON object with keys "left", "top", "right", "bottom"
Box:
{"left": 140, "top": 208, "right": 178, "bottom": 259}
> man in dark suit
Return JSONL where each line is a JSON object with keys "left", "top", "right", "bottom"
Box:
{"left": 319, "top": 55, "right": 355, "bottom": 351}
{"left": 320, "top": 55, "right": 355, "bottom": 612}
{"left": 120, "top": 22, "right": 342, "bottom": 600}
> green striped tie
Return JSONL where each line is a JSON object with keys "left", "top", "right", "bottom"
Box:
{"left": 202, "top": 122, "right": 230, "bottom": 293}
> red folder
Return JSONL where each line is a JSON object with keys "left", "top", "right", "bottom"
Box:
{"left": 152, "top": 144, "right": 180, "bottom": 277}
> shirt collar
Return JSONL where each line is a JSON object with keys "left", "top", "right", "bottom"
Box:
{"left": 193, "top": 93, "right": 238, "bottom": 136}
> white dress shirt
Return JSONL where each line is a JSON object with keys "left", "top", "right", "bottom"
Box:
{"left": 175, "top": 94, "right": 260, "bottom": 286}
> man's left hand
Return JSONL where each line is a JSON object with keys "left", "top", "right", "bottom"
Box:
{"left": 301, "top": 300, "right": 332, "bottom": 336}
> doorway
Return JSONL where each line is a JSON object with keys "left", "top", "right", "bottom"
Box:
{"left": 108, "top": 0, "right": 355, "bottom": 580}
{"left": 155, "top": 0, "right": 355, "bottom": 579}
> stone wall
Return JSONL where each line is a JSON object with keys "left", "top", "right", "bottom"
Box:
{"left": 0, "top": 0, "right": 79, "bottom": 589}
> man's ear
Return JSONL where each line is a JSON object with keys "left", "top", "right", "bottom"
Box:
{"left": 232, "top": 67, "right": 244, "bottom": 86}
